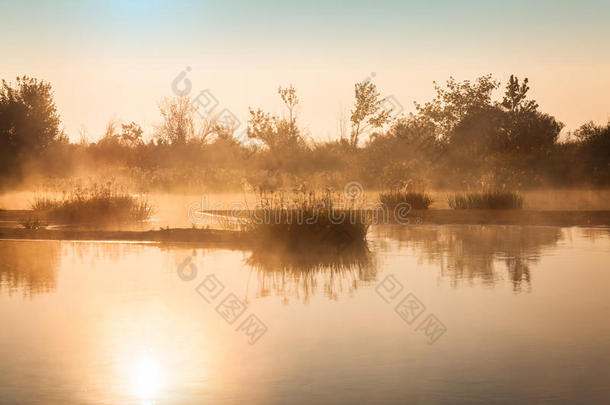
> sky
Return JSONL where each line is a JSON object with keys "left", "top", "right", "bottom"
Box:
{"left": 1, "top": 0, "right": 609, "bottom": 142}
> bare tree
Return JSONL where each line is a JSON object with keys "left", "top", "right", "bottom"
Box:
{"left": 155, "top": 97, "right": 195, "bottom": 145}
{"left": 278, "top": 84, "right": 299, "bottom": 137}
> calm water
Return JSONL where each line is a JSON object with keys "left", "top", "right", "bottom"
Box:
{"left": 1, "top": 225, "right": 609, "bottom": 404}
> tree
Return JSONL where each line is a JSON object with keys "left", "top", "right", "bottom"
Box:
{"left": 415, "top": 74, "right": 499, "bottom": 140}
{"left": 575, "top": 121, "right": 610, "bottom": 180}
{"left": 155, "top": 97, "right": 195, "bottom": 145}
{"left": 247, "top": 85, "right": 304, "bottom": 151}
{"left": 501, "top": 75, "right": 538, "bottom": 113}
{"left": 572, "top": 121, "right": 603, "bottom": 141}
{"left": 212, "top": 115, "right": 240, "bottom": 143}
{"left": 98, "top": 118, "right": 120, "bottom": 145}
{"left": 247, "top": 108, "right": 304, "bottom": 151}
{"left": 278, "top": 84, "right": 299, "bottom": 137}
{"left": 0, "top": 76, "right": 62, "bottom": 173}
{"left": 500, "top": 76, "right": 561, "bottom": 153}
{"left": 120, "top": 122, "right": 144, "bottom": 146}
{"left": 507, "top": 111, "right": 562, "bottom": 152}
{"left": 350, "top": 80, "right": 390, "bottom": 147}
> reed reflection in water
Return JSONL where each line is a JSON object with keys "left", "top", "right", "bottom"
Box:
{"left": 245, "top": 242, "right": 375, "bottom": 304}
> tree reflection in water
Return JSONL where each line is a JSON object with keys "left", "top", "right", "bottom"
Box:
{"left": 0, "top": 240, "right": 60, "bottom": 297}
{"left": 373, "top": 225, "right": 563, "bottom": 292}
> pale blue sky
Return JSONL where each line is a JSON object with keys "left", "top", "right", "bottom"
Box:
{"left": 1, "top": 0, "right": 609, "bottom": 140}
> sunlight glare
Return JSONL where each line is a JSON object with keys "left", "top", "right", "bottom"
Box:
{"left": 130, "top": 354, "right": 164, "bottom": 401}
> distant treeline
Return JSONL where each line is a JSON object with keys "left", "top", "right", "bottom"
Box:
{"left": 1, "top": 74, "right": 608, "bottom": 192}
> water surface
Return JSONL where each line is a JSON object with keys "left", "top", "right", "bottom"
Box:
{"left": 1, "top": 225, "right": 609, "bottom": 404}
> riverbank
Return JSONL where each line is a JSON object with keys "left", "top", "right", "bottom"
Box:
{"left": 414, "top": 209, "right": 610, "bottom": 227}
{"left": 0, "top": 209, "right": 608, "bottom": 244}
{"left": 201, "top": 209, "right": 610, "bottom": 227}
{"left": 0, "top": 227, "right": 250, "bottom": 246}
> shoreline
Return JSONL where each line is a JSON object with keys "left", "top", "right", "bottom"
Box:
{"left": 201, "top": 208, "right": 610, "bottom": 227}
{"left": 0, "top": 209, "right": 608, "bottom": 244}
{"left": 0, "top": 227, "right": 251, "bottom": 247}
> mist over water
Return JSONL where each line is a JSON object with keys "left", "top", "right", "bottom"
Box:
{"left": 2, "top": 2, "right": 610, "bottom": 404}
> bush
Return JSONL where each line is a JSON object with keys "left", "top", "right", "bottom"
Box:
{"left": 448, "top": 190, "right": 523, "bottom": 209}
{"left": 379, "top": 190, "right": 433, "bottom": 210}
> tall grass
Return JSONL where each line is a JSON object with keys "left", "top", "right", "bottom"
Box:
{"left": 30, "top": 195, "right": 59, "bottom": 211}
{"left": 379, "top": 190, "right": 433, "bottom": 210}
{"left": 448, "top": 190, "right": 524, "bottom": 209}
{"left": 245, "top": 186, "right": 369, "bottom": 247}
{"left": 30, "top": 182, "right": 154, "bottom": 225}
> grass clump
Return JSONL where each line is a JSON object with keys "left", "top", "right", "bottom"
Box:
{"left": 379, "top": 190, "right": 433, "bottom": 210}
{"left": 30, "top": 182, "right": 154, "bottom": 225}
{"left": 19, "top": 217, "right": 44, "bottom": 229}
{"left": 448, "top": 190, "right": 524, "bottom": 209}
{"left": 246, "top": 186, "right": 370, "bottom": 248}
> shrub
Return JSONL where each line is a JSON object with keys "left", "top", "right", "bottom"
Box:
{"left": 379, "top": 190, "right": 433, "bottom": 210}
{"left": 448, "top": 190, "right": 523, "bottom": 209}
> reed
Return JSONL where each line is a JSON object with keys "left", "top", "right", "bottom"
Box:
{"left": 30, "top": 182, "right": 153, "bottom": 225}
{"left": 379, "top": 190, "right": 433, "bottom": 210}
{"left": 245, "top": 186, "right": 370, "bottom": 247}
{"left": 448, "top": 190, "right": 524, "bottom": 209}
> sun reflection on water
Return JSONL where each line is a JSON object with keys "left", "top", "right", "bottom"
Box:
{"left": 130, "top": 353, "right": 164, "bottom": 403}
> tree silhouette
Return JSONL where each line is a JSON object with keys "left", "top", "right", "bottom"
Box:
{"left": 415, "top": 74, "right": 499, "bottom": 141}
{"left": 247, "top": 85, "right": 304, "bottom": 151}
{"left": 155, "top": 97, "right": 195, "bottom": 145}
{"left": 350, "top": 80, "right": 390, "bottom": 147}
{"left": 0, "top": 76, "right": 62, "bottom": 175}
{"left": 120, "top": 122, "right": 144, "bottom": 147}
{"left": 278, "top": 84, "right": 299, "bottom": 137}
{"left": 501, "top": 75, "right": 538, "bottom": 113}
